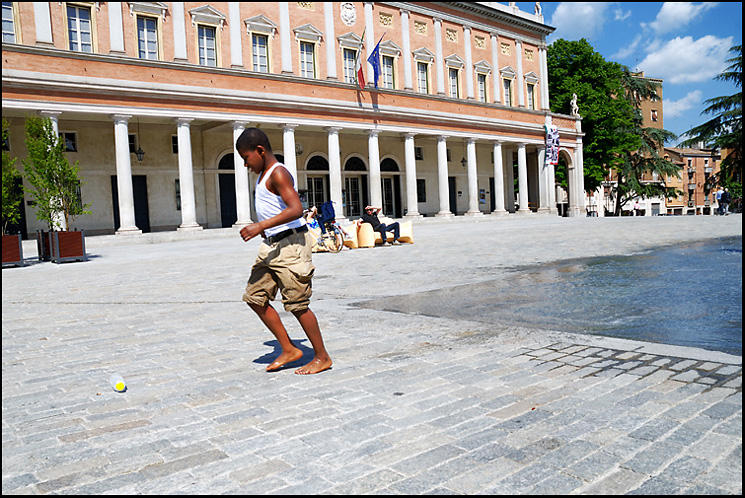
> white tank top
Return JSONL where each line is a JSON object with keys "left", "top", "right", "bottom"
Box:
{"left": 255, "top": 162, "right": 305, "bottom": 237}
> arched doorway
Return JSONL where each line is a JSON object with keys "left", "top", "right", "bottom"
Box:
{"left": 381, "top": 158, "right": 402, "bottom": 218}
{"left": 218, "top": 153, "right": 236, "bottom": 227}
{"left": 306, "top": 155, "right": 329, "bottom": 210}
{"left": 344, "top": 156, "right": 367, "bottom": 217}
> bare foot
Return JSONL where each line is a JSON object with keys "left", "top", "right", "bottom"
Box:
{"left": 266, "top": 348, "right": 303, "bottom": 372}
{"left": 295, "top": 357, "right": 333, "bottom": 375}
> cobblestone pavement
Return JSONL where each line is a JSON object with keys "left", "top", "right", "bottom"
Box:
{"left": 3, "top": 214, "right": 742, "bottom": 494}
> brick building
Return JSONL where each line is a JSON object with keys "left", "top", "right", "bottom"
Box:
{"left": 3, "top": 2, "right": 584, "bottom": 236}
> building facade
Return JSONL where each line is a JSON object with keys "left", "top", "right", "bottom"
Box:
{"left": 663, "top": 146, "right": 721, "bottom": 215}
{"left": 2, "top": 2, "right": 584, "bottom": 236}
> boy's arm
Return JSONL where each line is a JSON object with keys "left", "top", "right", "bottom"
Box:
{"left": 240, "top": 166, "right": 303, "bottom": 241}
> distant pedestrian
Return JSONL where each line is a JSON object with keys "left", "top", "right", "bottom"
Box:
{"left": 633, "top": 200, "right": 641, "bottom": 216}
{"left": 721, "top": 188, "right": 731, "bottom": 215}
{"left": 716, "top": 187, "right": 724, "bottom": 215}
{"left": 236, "top": 127, "right": 332, "bottom": 375}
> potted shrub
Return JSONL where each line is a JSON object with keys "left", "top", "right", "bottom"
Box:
{"left": 2, "top": 118, "right": 25, "bottom": 267}
{"left": 22, "top": 116, "right": 91, "bottom": 263}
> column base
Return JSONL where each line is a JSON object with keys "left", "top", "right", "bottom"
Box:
{"left": 178, "top": 224, "right": 203, "bottom": 232}
{"left": 465, "top": 210, "right": 484, "bottom": 217}
{"left": 404, "top": 212, "right": 424, "bottom": 220}
{"left": 491, "top": 209, "right": 509, "bottom": 216}
{"left": 435, "top": 211, "right": 454, "bottom": 218}
{"left": 116, "top": 227, "right": 142, "bottom": 235}
{"left": 232, "top": 222, "right": 252, "bottom": 229}
{"left": 516, "top": 209, "right": 531, "bottom": 215}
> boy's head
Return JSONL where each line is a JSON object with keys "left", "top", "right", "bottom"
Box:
{"left": 236, "top": 127, "right": 275, "bottom": 173}
{"left": 236, "top": 127, "right": 272, "bottom": 153}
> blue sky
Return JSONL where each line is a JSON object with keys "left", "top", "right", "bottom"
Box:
{"left": 514, "top": 2, "right": 742, "bottom": 145}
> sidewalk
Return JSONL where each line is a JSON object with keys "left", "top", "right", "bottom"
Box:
{"left": 2, "top": 214, "right": 741, "bottom": 494}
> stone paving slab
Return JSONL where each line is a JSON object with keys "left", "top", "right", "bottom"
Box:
{"left": 3, "top": 214, "right": 742, "bottom": 494}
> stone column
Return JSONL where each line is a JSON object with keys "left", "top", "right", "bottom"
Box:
{"left": 400, "top": 9, "right": 413, "bottom": 90}
{"left": 436, "top": 136, "right": 452, "bottom": 217}
{"left": 517, "top": 143, "right": 530, "bottom": 213}
{"left": 463, "top": 25, "right": 474, "bottom": 100}
{"left": 108, "top": 2, "right": 125, "bottom": 54}
{"left": 403, "top": 133, "right": 421, "bottom": 218}
{"left": 364, "top": 2, "right": 375, "bottom": 83}
{"left": 490, "top": 33, "right": 501, "bottom": 103}
{"left": 537, "top": 149, "right": 550, "bottom": 213}
{"left": 465, "top": 139, "right": 482, "bottom": 215}
{"left": 492, "top": 141, "right": 507, "bottom": 215}
{"left": 539, "top": 42, "right": 549, "bottom": 110}
{"left": 327, "top": 127, "right": 345, "bottom": 219}
{"left": 433, "top": 17, "right": 445, "bottom": 95}
{"left": 282, "top": 124, "right": 298, "bottom": 179}
{"left": 175, "top": 118, "right": 201, "bottom": 230}
{"left": 324, "top": 3, "right": 337, "bottom": 80}
{"left": 367, "top": 130, "right": 382, "bottom": 209}
{"left": 228, "top": 3, "right": 243, "bottom": 68}
{"left": 172, "top": 2, "right": 188, "bottom": 61}
{"left": 111, "top": 114, "right": 141, "bottom": 234}
{"left": 516, "top": 40, "right": 525, "bottom": 107}
{"left": 232, "top": 121, "right": 252, "bottom": 226}
{"left": 279, "top": 2, "right": 293, "bottom": 74}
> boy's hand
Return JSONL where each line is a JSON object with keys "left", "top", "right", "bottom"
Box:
{"left": 240, "top": 223, "right": 264, "bottom": 242}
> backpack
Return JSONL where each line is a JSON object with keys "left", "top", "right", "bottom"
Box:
{"left": 320, "top": 200, "right": 336, "bottom": 223}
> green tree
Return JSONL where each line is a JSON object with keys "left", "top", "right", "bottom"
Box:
{"left": 681, "top": 44, "right": 742, "bottom": 203}
{"left": 2, "top": 118, "right": 24, "bottom": 235}
{"left": 547, "top": 38, "right": 637, "bottom": 193}
{"left": 22, "top": 116, "right": 91, "bottom": 231}
{"left": 548, "top": 39, "right": 681, "bottom": 213}
{"left": 610, "top": 70, "right": 682, "bottom": 215}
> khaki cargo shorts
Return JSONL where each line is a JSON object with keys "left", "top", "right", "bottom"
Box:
{"left": 243, "top": 231, "right": 315, "bottom": 312}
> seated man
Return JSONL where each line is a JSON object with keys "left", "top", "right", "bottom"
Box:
{"left": 360, "top": 206, "right": 400, "bottom": 245}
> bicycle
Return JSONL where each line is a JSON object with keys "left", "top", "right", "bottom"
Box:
{"left": 313, "top": 220, "right": 345, "bottom": 253}
{"left": 305, "top": 201, "right": 345, "bottom": 253}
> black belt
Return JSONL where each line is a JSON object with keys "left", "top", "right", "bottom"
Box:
{"left": 264, "top": 225, "right": 308, "bottom": 244}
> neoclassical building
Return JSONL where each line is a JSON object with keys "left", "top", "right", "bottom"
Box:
{"left": 2, "top": 1, "right": 584, "bottom": 236}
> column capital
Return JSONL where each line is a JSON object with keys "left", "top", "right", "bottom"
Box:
{"left": 174, "top": 117, "right": 195, "bottom": 125}
{"left": 231, "top": 120, "right": 249, "bottom": 129}
{"left": 402, "top": 132, "right": 417, "bottom": 139}
{"left": 38, "top": 110, "right": 62, "bottom": 119}
{"left": 110, "top": 114, "right": 132, "bottom": 123}
{"left": 325, "top": 126, "right": 343, "bottom": 133}
{"left": 282, "top": 123, "right": 299, "bottom": 131}
{"left": 367, "top": 129, "right": 380, "bottom": 138}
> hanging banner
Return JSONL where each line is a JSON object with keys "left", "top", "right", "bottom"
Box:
{"left": 545, "top": 125, "right": 560, "bottom": 165}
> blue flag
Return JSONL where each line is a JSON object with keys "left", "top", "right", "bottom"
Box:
{"left": 367, "top": 34, "right": 385, "bottom": 88}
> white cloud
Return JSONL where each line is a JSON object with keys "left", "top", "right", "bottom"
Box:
{"left": 664, "top": 90, "right": 702, "bottom": 119}
{"left": 549, "top": 2, "right": 611, "bottom": 42}
{"left": 614, "top": 8, "right": 631, "bottom": 21}
{"left": 612, "top": 34, "right": 642, "bottom": 61}
{"left": 638, "top": 35, "right": 733, "bottom": 84}
{"left": 643, "top": 2, "right": 719, "bottom": 35}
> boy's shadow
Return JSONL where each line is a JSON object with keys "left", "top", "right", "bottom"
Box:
{"left": 253, "top": 340, "right": 314, "bottom": 371}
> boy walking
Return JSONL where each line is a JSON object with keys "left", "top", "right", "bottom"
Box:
{"left": 236, "top": 128, "right": 332, "bottom": 375}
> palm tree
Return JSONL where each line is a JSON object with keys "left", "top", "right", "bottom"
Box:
{"left": 610, "top": 71, "right": 681, "bottom": 215}
{"left": 681, "top": 45, "right": 742, "bottom": 192}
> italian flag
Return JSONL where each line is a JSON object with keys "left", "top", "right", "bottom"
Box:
{"left": 355, "top": 29, "right": 366, "bottom": 90}
{"left": 354, "top": 52, "right": 365, "bottom": 90}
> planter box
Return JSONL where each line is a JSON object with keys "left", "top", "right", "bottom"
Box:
{"left": 50, "top": 230, "right": 87, "bottom": 264}
{"left": 2, "top": 233, "right": 25, "bottom": 267}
